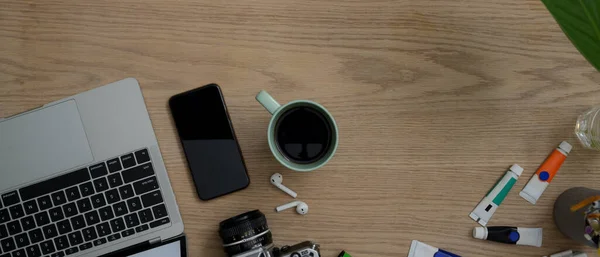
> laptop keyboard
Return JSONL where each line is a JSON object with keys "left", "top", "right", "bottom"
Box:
{"left": 0, "top": 149, "right": 170, "bottom": 257}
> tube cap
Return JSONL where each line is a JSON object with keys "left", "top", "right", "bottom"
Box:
{"left": 510, "top": 164, "right": 524, "bottom": 177}
{"left": 473, "top": 227, "right": 487, "bottom": 240}
{"left": 559, "top": 141, "right": 573, "bottom": 154}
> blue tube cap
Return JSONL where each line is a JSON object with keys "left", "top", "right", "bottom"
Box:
{"left": 508, "top": 231, "right": 520, "bottom": 242}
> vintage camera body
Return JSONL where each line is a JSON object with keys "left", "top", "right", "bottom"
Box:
{"left": 233, "top": 241, "right": 320, "bottom": 257}
{"left": 220, "top": 210, "right": 321, "bottom": 257}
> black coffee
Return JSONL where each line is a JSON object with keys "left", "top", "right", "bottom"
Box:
{"left": 275, "top": 106, "right": 333, "bottom": 164}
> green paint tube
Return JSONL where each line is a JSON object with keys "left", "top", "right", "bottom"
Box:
{"left": 338, "top": 251, "right": 352, "bottom": 257}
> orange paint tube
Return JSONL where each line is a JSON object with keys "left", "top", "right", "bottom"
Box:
{"left": 519, "top": 141, "right": 572, "bottom": 205}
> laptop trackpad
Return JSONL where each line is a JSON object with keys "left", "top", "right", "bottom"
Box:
{"left": 0, "top": 100, "right": 93, "bottom": 191}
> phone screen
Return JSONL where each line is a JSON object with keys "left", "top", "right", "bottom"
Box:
{"left": 169, "top": 84, "right": 249, "bottom": 200}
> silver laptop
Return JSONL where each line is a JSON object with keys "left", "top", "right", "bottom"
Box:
{"left": 0, "top": 78, "right": 184, "bottom": 257}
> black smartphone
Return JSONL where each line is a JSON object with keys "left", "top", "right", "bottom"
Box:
{"left": 169, "top": 84, "right": 250, "bottom": 200}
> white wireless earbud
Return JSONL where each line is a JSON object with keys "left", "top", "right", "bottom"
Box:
{"left": 275, "top": 201, "right": 309, "bottom": 215}
{"left": 270, "top": 173, "right": 297, "bottom": 198}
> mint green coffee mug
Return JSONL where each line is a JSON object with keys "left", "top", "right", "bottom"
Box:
{"left": 256, "top": 90, "right": 338, "bottom": 172}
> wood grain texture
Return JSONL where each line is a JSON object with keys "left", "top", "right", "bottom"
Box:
{"left": 2, "top": 0, "right": 600, "bottom": 256}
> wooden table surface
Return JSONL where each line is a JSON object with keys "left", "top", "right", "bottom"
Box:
{"left": 2, "top": 0, "right": 600, "bottom": 256}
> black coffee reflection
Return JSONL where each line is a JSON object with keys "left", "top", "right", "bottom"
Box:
{"left": 275, "top": 106, "right": 333, "bottom": 164}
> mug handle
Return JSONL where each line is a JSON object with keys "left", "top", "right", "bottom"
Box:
{"left": 256, "top": 90, "right": 281, "bottom": 115}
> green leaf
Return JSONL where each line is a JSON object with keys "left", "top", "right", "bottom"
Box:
{"left": 542, "top": 0, "right": 600, "bottom": 71}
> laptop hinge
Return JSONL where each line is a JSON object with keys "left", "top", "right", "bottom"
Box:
{"left": 149, "top": 237, "right": 161, "bottom": 245}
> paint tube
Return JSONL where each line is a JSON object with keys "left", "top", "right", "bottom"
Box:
{"left": 473, "top": 226, "right": 542, "bottom": 247}
{"left": 470, "top": 164, "right": 524, "bottom": 226}
{"left": 408, "top": 240, "right": 461, "bottom": 257}
{"left": 520, "top": 141, "right": 572, "bottom": 205}
{"left": 544, "top": 250, "right": 587, "bottom": 257}
{"left": 338, "top": 251, "right": 352, "bottom": 257}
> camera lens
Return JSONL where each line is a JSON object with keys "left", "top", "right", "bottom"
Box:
{"left": 219, "top": 210, "right": 273, "bottom": 256}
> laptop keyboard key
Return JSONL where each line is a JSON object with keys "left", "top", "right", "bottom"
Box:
{"left": 11, "top": 249, "right": 25, "bottom": 257}
{"left": 50, "top": 252, "right": 65, "bottom": 257}
{"left": 23, "top": 200, "right": 38, "bottom": 215}
{"left": 28, "top": 228, "right": 43, "bottom": 244}
{"left": 62, "top": 203, "right": 77, "bottom": 218}
{"left": 109, "top": 217, "right": 125, "bottom": 232}
{"left": 93, "top": 238, "right": 106, "bottom": 247}
{"left": 40, "top": 240, "right": 56, "bottom": 255}
{"left": 124, "top": 213, "right": 140, "bottom": 228}
{"left": 82, "top": 227, "right": 97, "bottom": 242}
{"left": 107, "top": 233, "right": 121, "bottom": 242}
{"left": 89, "top": 163, "right": 108, "bottom": 179}
{"left": 90, "top": 194, "right": 106, "bottom": 209}
{"left": 2, "top": 192, "right": 20, "bottom": 207}
{"left": 93, "top": 178, "right": 109, "bottom": 193}
{"left": 20, "top": 216, "right": 35, "bottom": 231}
{"left": 152, "top": 204, "right": 167, "bottom": 219}
{"left": 26, "top": 244, "right": 41, "bottom": 257}
{"left": 149, "top": 218, "right": 170, "bottom": 228}
{"left": 0, "top": 224, "right": 7, "bottom": 239}
{"left": 51, "top": 191, "right": 66, "bottom": 206}
{"left": 20, "top": 168, "right": 90, "bottom": 201}
{"left": 13, "top": 245, "right": 29, "bottom": 256}
{"left": 76, "top": 198, "right": 92, "bottom": 213}
{"left": 65, "top": 247, "right": 78, "bottom": 255}
{"left": 65, "top": 187, "right": 80, "bottom": 202}
{"left": 135, "top": 149, "right": 150, "bottom": 164}
{"left": 106, "top": 158, "right": 122, "bottom": 173}
{"left": 1, "top": 237, "right": 15, "bottom": 252}
{"left": 13, "top": 248, "right": 25, "bottom": 257}
{"left": 135, "top": 224, "right": 149, "bottom": 233}
{"left": 96, "top": 222, "right": 111, "bottom": 237}
{"left": 104, "top": 189, "right": 120, "bottom": 205}
{"left": 67, "top": 231, "right": 82, "bottom": 246}
{"left": 118, "top": 185, "right": 134, "bottom": 200}
{"left": 138, "top": 209, "right": 153, "bottom": 223}
{"left": 121, "top": 154, "right": 136, "bottom": 169}
{"left": 70, "top": 215, "right": 85, "bottom": 231}
{"left": 122, "top": 163, "right": 154, "bottom": 183}
{"left": 49, "top": 207, "right": 64, "bottom": 222}
{"left": 36, "top": 196, "right": 52, "bottom": 211}
{"left": 7, "top": 220, "right": 21, "bottom": 235}
{"left": 113, "top": 202, "right": 127, "bottom": 217}
{"left": 78, "top": 182, "right": 94, "bottom": 198}
{"left": 98, "top": 206, "right": 114, "bottom": 222}
{"left": 126, "top": 197, "right": 142, "bottom": 212}
{"left": 79, "top": 242, "right": 92, "bottom": 251}
{"left": 43, "top": 224, "right": 58, "bottom": 239}
{"left": 9, "top": 204, "right": 24, "bottom": 219}
{"left": 84, "top": 211, "right": 100, "bottom": 226}
{"left": 104, "top": 188, "right": 121, "bottom": 204}
{"left": 15, "top": 233, "right": 29, "bottom": 248}
{"left": 141, "top": 191, "right": 163, "bottom": 208}
{"left": 54, "top": 235, "right": 69, "bottom": 250}
{"left": 133, "top": 177, "right": 159, "bottom": 195}
{"left": 127, "top": 198, "right": 142, "bottom": 213}
{"left": 121, "top": 229, "right": 134, "bottom": 238}
{"left": 57, "top": 220, "right": 71, "bottom": 235}
{"left": 34, "top": 212, "right": 50, "bottom": 227}
{"left": 107, "top": 174, "right": 123, "bottom": 188}
{"left": 0, "top": 209, "right": 9, "bottom": 224}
